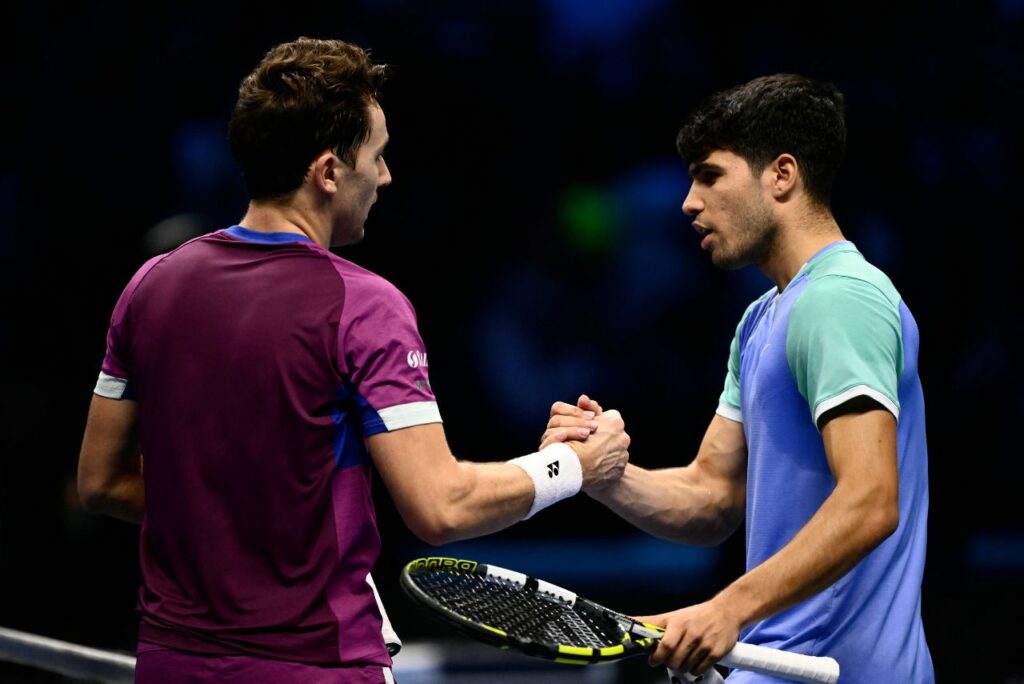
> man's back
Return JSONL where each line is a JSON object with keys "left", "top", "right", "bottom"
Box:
{"left": 98, "top": 226, "right": 436, "bottom": 666}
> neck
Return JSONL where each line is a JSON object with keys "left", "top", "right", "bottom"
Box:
{"left": 238, "top": 191, "right": 332, "bottom": 248}
{"left": 760, "top": 208, "right": 845, "bottom": 291}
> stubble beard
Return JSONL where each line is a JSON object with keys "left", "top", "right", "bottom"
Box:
{"left": 711, "top": 197, "right": 779, "bottom": 270}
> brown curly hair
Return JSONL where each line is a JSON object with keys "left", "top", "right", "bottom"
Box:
{"left": 228, "top": 37, "right": 389, "bottom": 201}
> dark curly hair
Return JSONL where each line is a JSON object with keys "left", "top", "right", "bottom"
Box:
{"left": 676, "top": 74, "right": 846, "bottom": 207}
{"left": 228, "top": 37, "right": 389, "bottom": 201}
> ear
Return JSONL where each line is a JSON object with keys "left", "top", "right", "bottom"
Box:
{"left": 309, "top": 150, "right": 347, "bottom": 194}
{"left": 765, "top": 153, "right": 799, "bottom": 200}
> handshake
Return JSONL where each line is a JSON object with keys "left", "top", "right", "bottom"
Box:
{"left": 539, "top": 394, "right": 630, "bottom": 492}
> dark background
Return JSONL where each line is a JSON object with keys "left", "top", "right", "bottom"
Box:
{"left": 3, "top": 1, "right": 1023, "bottom": 682}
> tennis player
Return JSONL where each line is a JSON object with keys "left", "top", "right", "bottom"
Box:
{"left": 76, "top": 38, "right": 629, "bottom": 684}
{"left": 545, "top": 75, "right": 933, "bottom": 682}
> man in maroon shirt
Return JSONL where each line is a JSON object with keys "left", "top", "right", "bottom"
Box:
{"left": 77, "top": 37, "right": 630, "bottom": 684}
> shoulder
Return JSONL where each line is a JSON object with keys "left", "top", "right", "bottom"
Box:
{"left": 117, "top": 231, "right": 235, "bottom": 296}
{"left": 126, "top": 232, "right": 230, "bottom": 290}
{"left": 322, "top": 252, "right": 416, "bottom": 314}
{"left": 787, "top": 249, "right": 904, "bottom": 357}
{"left": 117, "top": 251, "right": 178, "bottom": 309}
{"left": 802, "top": 245, "right": 901, "bottom": 308}
{"left": 790, "top": 275, "right": 901, "bottom": 340}
{"left": 735, "top": 286, "right": 778, "bottom": 336}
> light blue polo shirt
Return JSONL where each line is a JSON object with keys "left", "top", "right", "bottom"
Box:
{"left": 719, "top": 242, "right": 933, "bottom": 683}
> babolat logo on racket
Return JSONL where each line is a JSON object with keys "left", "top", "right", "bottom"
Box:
{"left": 408, "top": 557, "right": 477, "bottom": 573}
{"left": 547, "top": 461, "right": 559, "bottom": 477}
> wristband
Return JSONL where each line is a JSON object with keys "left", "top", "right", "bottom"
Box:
{"left": 508, "top": 442, "right": 583, "bottom": 519}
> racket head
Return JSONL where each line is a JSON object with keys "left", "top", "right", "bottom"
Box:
{"left": 400, "top": 557, "right": 660, "bottom": 664}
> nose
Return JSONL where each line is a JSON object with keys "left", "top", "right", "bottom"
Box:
{"left": 681, "top": 182, "right": 701, "bottom": 216}
{"left": 379, "top": 158, "right": 392, "bottom": 187}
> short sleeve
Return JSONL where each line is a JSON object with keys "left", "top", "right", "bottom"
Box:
{"left": 340, "top": 279, "right": 441, "bottom": 435}
{"left": 717, "top": 321, "right": 743, "bottom": 423}
{"left": 786, "top": 276, "right": 903, "bottom": 428}
{"left": 716, "top": 294, "right": 770, "bottom": 424}
{"left": 94, "top": 255, "right": 163, "bottom": 399}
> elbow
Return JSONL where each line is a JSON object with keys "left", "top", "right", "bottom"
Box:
{"left": 873, "top": 501, "right": 900, "bottom": 543}
{"left": 76, "top": 458, "right": 144, "bottom": 523}
{"left": 689, "top": 516, "right": 744, "bottom": 547}
{"left": 76, "top": 469, "right": 105, "bottom": 513}
{"left": 863, "top": 491, "right": 899, "bottom": 547}
{"left": 77, "top": 468, "right": 125, "bottom": 516}
{"left": 77, "top": 478, "right": 110, "bottom": 514}
{"left": 412, "top": 522, "right": 455, "bottom": 547}
{"left": 407, "top": 508, "right": 462, "bottom": 547}
{"left": 417, "top": 530, "right": 455, "bottom": 547}
{"left": 690, "top": 494, "right": 745, "bottom": 547}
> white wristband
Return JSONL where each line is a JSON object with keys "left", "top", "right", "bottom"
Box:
{"left": 508, "top": 442, "right": 583, "bottom": 519}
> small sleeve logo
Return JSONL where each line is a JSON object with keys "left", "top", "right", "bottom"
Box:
{"left": 407, "top": 350, "right": 428, "bottom": 368}
{"left": 547, "top": 461, "right": 559, "bottom": 478}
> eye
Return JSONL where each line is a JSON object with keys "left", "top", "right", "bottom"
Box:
{"left": 697, "top": 170, "right": 720, "bottom": 186}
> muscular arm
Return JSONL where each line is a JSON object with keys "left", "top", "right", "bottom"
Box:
{"left": 368, "top": 424, "right": 534, "bottom": 546}
{"left": 586, "top": 414, "right": 747, "bottom": 546}
{"left": 369, "top": 415, "right": 628, "bottom": 546}
{"left": 715, "top": 406, "right": 899, "bottom": 625}
{"left": 647, "top": 406, "right": 900, "bottom": 673}
{"left": 77, "top": 395, "right": 144, "bottom": 524}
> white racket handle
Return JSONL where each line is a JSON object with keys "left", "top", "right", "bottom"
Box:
{"left": 667, "top": 642, "right": 839, "bottom": 684}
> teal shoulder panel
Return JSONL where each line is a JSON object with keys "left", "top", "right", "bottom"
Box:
{"left": 786, "top": 268, "right": 903, "bottom": 428}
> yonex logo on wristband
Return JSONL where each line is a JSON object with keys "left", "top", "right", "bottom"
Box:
{"left": 508, "top": 445, "right": 581, "bottom": 519}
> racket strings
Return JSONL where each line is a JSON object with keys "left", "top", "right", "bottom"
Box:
{"left": 415, "top": 571, "right": 621, "bottom": 649}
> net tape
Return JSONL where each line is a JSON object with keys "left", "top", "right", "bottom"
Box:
{"left": 0, "top": 626, "right": 135, "bottom": 683}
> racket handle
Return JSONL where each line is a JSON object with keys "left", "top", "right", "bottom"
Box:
{"left": 720, "top": 642, "right": 839, "bottom": 683}
{"left": 667, "top": 667, "right": 726, "bottom": 684}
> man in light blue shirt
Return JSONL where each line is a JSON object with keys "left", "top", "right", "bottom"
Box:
{"left": 545, "top": 74, "right": 933, "bottom": 682}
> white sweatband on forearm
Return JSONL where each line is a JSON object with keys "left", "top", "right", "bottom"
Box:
{"left": 508, "top": 442, "right": 583, "bottom": 519}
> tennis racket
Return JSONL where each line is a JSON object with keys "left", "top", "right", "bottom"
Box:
{"left": 400, "top": 557, "right": 840, "bottom": 684}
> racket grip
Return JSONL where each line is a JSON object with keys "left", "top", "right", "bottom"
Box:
{"left": 667, "top": 667, "right": 726, "bottom": 684}
{"left": 720, "top": 642, "right": 839, "bottom": 683}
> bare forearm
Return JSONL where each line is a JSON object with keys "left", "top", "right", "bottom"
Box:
{"left": 588, "top": 464, "right": 742, "bottom": 545}
{"left": 371, "top": 424, "right": 539, "bottom": 545}
{"left": 714, "top": 481, "right": 897, "bottom": 628}
{"left": 375, "top": 417, "right": 628, "bottom": 546}
{"left": 430, "top": 461, "right": 535, "bottom": 544}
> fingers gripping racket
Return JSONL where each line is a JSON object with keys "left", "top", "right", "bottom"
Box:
{"left": 400, "top": 557, "right": 840, "bottom": 684}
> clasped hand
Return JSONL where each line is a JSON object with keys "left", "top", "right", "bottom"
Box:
{"left": 540, "top": 394, "right": 628, "bottom": 491}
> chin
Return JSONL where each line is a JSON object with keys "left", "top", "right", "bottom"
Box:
{"left": 710, "top": 249, "right": 751, "bottom": 271}
{"left": 331, "top": 226, "right": 366, "bottom": 248}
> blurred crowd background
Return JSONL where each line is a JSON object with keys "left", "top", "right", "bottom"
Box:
{"left": 3, "top": 1, "right": 1022, "bottom": 681}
